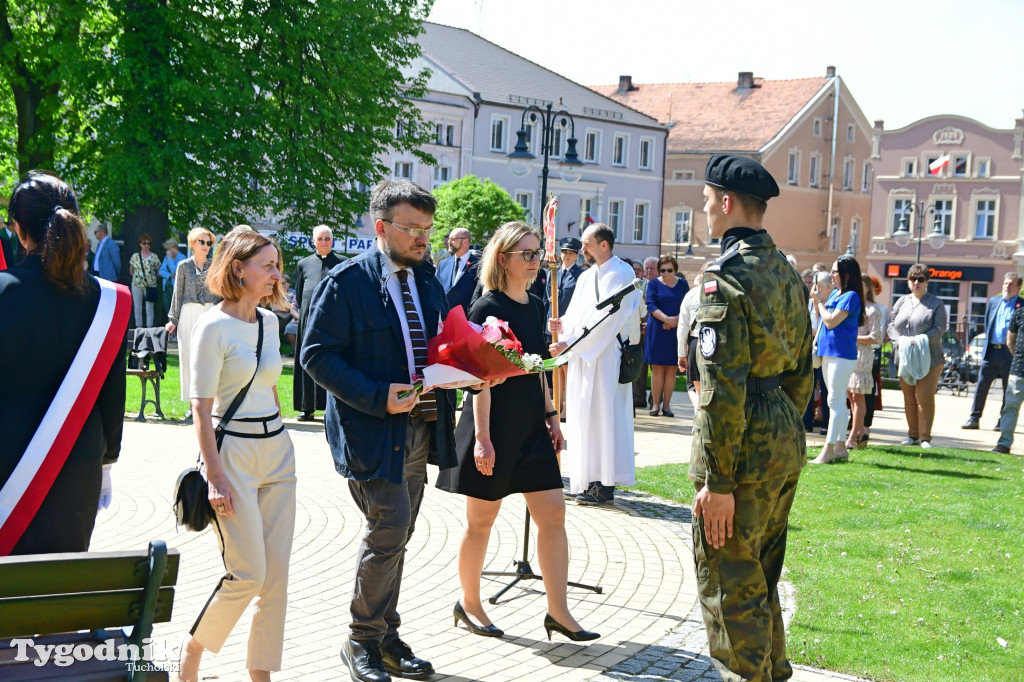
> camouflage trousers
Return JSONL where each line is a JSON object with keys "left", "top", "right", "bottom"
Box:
{"left": 692, "top": 472, "right": 800, "bottom": 682}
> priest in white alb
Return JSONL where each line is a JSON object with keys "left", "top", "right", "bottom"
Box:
{"left": 548, "top": 222, "right": 640, "bottom": 505}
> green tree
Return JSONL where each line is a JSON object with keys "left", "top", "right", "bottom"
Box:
{"left": 430, "top": 174, "right": 526, "bottom": 251}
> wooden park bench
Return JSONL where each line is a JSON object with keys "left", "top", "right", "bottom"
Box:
{"left": 0, "top": 540, "right": 179, "bottom": 681}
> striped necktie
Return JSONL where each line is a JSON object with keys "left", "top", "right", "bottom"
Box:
{"left": 396, "top": 269, "right": 437, "bottom": 421}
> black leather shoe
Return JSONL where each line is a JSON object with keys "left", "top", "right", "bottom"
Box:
{"left": 453, "top": 601, "right": 503, "bottom": 637}
{"left": 341, "top": 639, "right": 390, "bottom": 682}
{"left": 962, "top": 418, "right": 980, "bottom": 430}
{"left": 991, "top": 444, "right": 1011, "bottom": 454}
{"left": 297, "top": 412, "right": 315, "bottom": 422}
{"left": 543, "top": 613, "right": 600, "bottom": 642}
{"left": 381, "top": 638, "right": 433, "bottom": 679}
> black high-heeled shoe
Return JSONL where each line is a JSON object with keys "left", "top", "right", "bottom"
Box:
{"left": 453, "top": 601, "right": 503, "bottom": 637}
{"left": 543, "top": 613, "right": 599, "bottom": 642}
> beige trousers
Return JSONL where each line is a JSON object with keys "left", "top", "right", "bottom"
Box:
{"left": 191, "top": 415, "right": 296, "bottom": 671}
{"left": 900, "top": 363, "right": 943, "bottom": 442}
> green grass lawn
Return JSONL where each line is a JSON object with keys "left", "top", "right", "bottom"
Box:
{"left": 629, "top": 445, "right": 1024, "bottom": 682}
{"left": 125, "top": 351, "right": 300, "bottom": 420}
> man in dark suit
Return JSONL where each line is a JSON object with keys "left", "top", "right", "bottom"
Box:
{"left": 91, "top": 225, "right": 121, "bottom": 282}
{"left": 435, "top": 227, "right": 479, "bottom": 313}
{"left": 964, "top": 272, "right": 1024, "bottom": 429}
{"left": 293, "top": 224, "right": 344, "bottom": 421}
{"left": 2, "top": 220, "right": 20, "bottom": 268}
{"left": 301, "top": 180, "right": 492, "bottom": 682}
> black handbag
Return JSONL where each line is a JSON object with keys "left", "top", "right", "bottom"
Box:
{"left": 617, "top": 332, "right": 644, "bottom": 384}
{"left": 144, "top": 285, "right": 159, "bottom": 303}
{"left": 173, "top": 316, "right": 263, "bottom": 531}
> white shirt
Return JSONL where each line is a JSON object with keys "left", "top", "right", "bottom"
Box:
{"left": 380, "top": 247, "right": 426, "bottom": 382}
{"left": 452, "top": 250, "right": 471, "bottom": 284}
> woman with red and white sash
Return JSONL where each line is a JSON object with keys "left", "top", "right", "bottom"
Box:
{"left": 0, "top": 171, "right": 130, "bottom": 556}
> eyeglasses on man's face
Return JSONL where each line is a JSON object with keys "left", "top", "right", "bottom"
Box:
{"left": 506, "top": 249, "right": 542, "bottom": 263}
{"left": 383, "top": 218, "right": 433, "bottom": 238}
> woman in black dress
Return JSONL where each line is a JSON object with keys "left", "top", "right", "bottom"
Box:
{"left": 437, "top": 221, "right": 598, "bottom": 642}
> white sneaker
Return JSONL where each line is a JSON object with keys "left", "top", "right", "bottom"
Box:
{"left": 900, "top": 437, "right": 920, "bottom": 446}
{"left": 921, "top": 440, "right": 932, "bottom": 449}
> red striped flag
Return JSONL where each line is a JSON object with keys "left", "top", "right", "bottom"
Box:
{"left": 542, "top": 195, "right": 559, "bottom": 262}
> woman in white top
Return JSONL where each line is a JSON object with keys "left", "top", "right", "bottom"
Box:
{"left": 176, "top": 230, "right": 296, "bottom": 682}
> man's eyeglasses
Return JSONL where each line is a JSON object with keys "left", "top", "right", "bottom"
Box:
{"left": 660, "top": 268, "right": 675, "bottom": 274}
{"left": 383, "top": 219, "right": 433, "bottom": 238}
{"left": 908, "top": 276, "right": 926, "bottom": 283}
{"left": 196, "top": 239, "right": 213, "bottom": 247}
{"left": 506, "top": 249, "right": 542, "bottom": 262}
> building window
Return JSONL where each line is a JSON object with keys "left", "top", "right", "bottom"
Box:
{"left": 490, "top": 116, "right": 508, "bottom": 152}
{"left": 846, "top": 124, "right": 855, "bottom": 142}
{"left": 673, "top": 209, "right": 692, "bottom": 243}
{"left": 891, "top": 198, "right": 914, "bottom": 235}
{"left": 933, "top": 198, "right": 954, "bottom": 238}
{"left": 395, "top": 119, "right": 406, "bottom": 139}
{"left": 612, "top": 133, "right": 628, "bottom": 167}
{"left": 902, "top": 158, "right": 918, "bottom": 177}
{"left": 976, "top": 158, "right": 991, "bottom": 178}
{"left": 813, "top": 118, "right": 822, "bottom": 136}
{"left": 672, "top": 169, "right": 695, "bottom": 180}
{"left": 608, "top": 199, "right": 624, "bottom": 241}
{"left": 639, "top": 137, "right": 654, "bottom": 170}
{"left": 953, "top": 154, "right": 969, "bottom": 177}
{"left": 849, "top": 219, "right": 860, "bottom": 256}
{"left": 515, "top": 190, "right": 534, "bottom": 220}
{"left": 830, "top": 218, "right": 841, "bottom": 252}
{"left": 551, "top": 125, "right": 564, "bottom": 159}
{"left": 584, "top": 129, "right": 601, "bottom": 163}
{"left": 973, "top": 199, "right": 997, "bottom": 239}
{"left": 861, "top": 162, "right": 872, "bottom": 192}
{"left": 393, "top": 161, "right": 413, "bottom": 180}
{"left": 842, "top": 158, "right": 854, "bottom": 190}
{"left": 809, "top": 154, "right": 820, "bottom": 188}
{"left": 788, "top": 151, "right": 800, "bottom": 185}
{"left": 434, "top": 123, "right": 455, "bottom": 146}
{"left": 523, "top": 122, "right": 535, "bottom": 153}
{"left": 432, "top": 165, "right": 451, "bottom": 190}
{"left": 633, "top": 201, "right": 649, "bottom": 242}
{"left": 580, "top": 197, "right": 594, "bottom": 226}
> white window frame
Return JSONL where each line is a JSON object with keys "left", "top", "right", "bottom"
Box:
{"left": 608, "top": 198, "right": 625, "bottom": 242}
{"left": 584, "top": 128, "right": 601, "bottom": 164}
{"left": 889, "top": 194, "right": 915, "bottom": 236}
{"left": 975, "top": 157, "right": 991, "bottom": 178}
{"left": 580, "top": 197, "right": 594, "bottom": 226}
{"left": 952, "top": 153, "right": 971, "bottom": 178}
{"left": 632, "top": 200, "right": 649, "bottom": 243}
{"left": 672, "top": 207, "right": 692, "bottom": 244}
{"left": 490, "top": 115, "right": 509, "bottom": 153}
{"left": 861, "top": 162, "right": 872, "bottom": 193}
{"left": 808, "top": 153, "right": 821, "bottom": 188}
{"left": 970, "top": 194, "right": 999, "bottom": 240}
{"left": 846, "top": 124, "right": 855, "bottom": 142}
{"left": 849, "top": 219, "right": 860, "bottom": 256}
{"left": 842, "top": 157, "right": 854, "bottom": 190}
{"left": 923, "top": 151, "right": 946, "bottom": 178}
{"left": 902, "top": 158, "right": 918, "bottom": 178}
{"left": 612, "top": 133, "right": 629, "bottom": 167}
{"left": 551, "top": 125, "right": 565, "bottom": 159}
{"left": 813, "top": 118, "right": 822, "bottom": 137}
{"left": 639, "top": 136, "right": 655, "bottom": 170}
{"left": 788, "top": 150, "right": 800, "bottom": 185}
{"left": 393, "top": 160, "right": 413, "bottom": 180}
{"left": 395, "top": 119, "right": 406, "bottom": 139}
{"left": 930, "top": 196, "right": 956, "bottom": 239}
{"left": 432, "top": 165, "right": 452, "bottom": 190}
{"left": 672, "top": 169, "right": 695, "bottom": 180}
{"left": 830, "top": 217, "right": 841, "bottom": 252}
{"left": 515, "top": 190, "right": 534, "bottom": 220}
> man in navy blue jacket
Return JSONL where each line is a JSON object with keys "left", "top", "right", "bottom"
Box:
{"left": 434, "top": 227, "right": 479, "bottom": 313}
{"left": 302, "top": 180, "right": 490, "bottom": 682}
{"left": 964, "top": 272, "right": 1024, "bottom": 430}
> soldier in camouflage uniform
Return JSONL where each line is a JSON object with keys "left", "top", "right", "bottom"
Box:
{"left": 690, "top": 155, "right": 814, "bottom": 681}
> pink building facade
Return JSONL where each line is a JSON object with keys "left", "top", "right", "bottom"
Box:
{"left": 867, "top": 115, "right": 1024, "bottom": 341}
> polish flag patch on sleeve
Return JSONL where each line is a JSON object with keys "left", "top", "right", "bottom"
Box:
{"left": 703, "top": 280, "right": 718, "bottom": 294}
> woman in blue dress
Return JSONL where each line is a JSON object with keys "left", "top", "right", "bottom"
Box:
{"left": 644, "top": 255, "right": 689, "bottom": 416}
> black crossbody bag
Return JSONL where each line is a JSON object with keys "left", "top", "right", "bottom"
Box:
{"left": 594, "top": 272, "right": 643, "bottom": 384}
{"left": 173, "top": 316, "right": 263, "bottom": 532}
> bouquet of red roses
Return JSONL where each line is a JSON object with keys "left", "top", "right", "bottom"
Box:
{"left": 400, "top": 306, "right": 568, "bottom": 396}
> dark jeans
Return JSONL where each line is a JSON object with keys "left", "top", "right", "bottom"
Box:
{"left": 803, "top": 366, "right": 829, "bottom": 430}
{"left": 347, "top": 417, "right": 431, "bottom": 643}
{"left": 970, "top": 346, "right": 1011, "bottom": 420}
{"left": 633, "top": 331, "right": 648, "bottom": 405}
{"left": 864, "top": 356, "right": 881, "bottom": 428}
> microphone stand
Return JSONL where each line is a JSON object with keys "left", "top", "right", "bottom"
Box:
{"left": 481, "top": 301, "right": 628, "bottom": 604}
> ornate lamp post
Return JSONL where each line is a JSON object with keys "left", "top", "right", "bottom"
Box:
{"left": 507, "top": 102, "right": 584, "bottom": 216}
{"left": 892, "top": 201, "right": 946, "bottom": 263}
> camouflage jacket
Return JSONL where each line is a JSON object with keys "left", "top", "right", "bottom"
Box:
{"left": 689, "top": 231, "right": 814, "bottom": 492}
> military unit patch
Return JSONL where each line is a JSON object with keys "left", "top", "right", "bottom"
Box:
{"left": 698, "top": 325, "right": 718, "bottom": 358}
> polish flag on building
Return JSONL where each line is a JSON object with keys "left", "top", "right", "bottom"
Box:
{"left": 929, "top": 153, "right": 950, "bottom": 175}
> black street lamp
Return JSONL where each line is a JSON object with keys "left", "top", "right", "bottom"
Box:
{"left": 507, "top": 103, "right": 584, "bottom": 220}
{"left": 892, "top": 200, "right": 946, "bottom": 263}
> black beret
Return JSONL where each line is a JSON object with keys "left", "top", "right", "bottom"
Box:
{"left": 704, "top": 154, "right": 780, "bottom": 203}
{"left": 559, "top": 237, "right": 582, "bottom": 252}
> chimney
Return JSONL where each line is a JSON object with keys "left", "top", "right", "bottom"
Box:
{"left": 874, "top": 120, "right": 885, "bottom": 131}
{"left": 618, "top": 75, "right": 635, "bottom": 94}
{"left": 826, "top": 65, "right": 836, "bottom": 78}
{"left": 737, "top": 71, "right": 754, "bottom": 89}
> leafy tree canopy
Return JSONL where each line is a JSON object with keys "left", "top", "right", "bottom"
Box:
{"left": 430, "top": 174, "right": 526, "bottom": 252}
